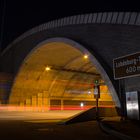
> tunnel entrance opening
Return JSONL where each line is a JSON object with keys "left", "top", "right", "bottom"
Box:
{"left": 9, "top": 38, "right": 120, "bottom": 117}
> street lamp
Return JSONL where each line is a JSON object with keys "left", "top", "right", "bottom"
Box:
{"left": 83, "top": 54, "right": 88, "bottom": 59}
{"left": 45, "top": 66, "right": 51, "bottom": 71}
{"left": 93, "top": 80, "right": 100, "bottom": 121}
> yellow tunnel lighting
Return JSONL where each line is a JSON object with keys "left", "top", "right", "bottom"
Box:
{"left": 80, "top": 102, "right": 84, "bottom": 107}
{"left": 45, "top": 66, "right": 51, "bottom": 71}
{"left": 83, "top": 54, "right": 88, "bottom": 59}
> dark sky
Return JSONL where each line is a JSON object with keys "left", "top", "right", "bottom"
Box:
{"left": 0, "top": 0, "right": 140, "bottom": 50}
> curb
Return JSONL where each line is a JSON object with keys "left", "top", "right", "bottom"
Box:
{"left": 99, "top": 121, "right": 139, "bottom": 140}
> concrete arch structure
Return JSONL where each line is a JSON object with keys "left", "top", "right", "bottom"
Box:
{"left": 2, "top": 12, "right": 140, "bottom": 54}
{"left": 1, "top": 12, "right": 140, "bottom": 115}
{"left": 9, "top": 38, "right": 120, "bottom": 108}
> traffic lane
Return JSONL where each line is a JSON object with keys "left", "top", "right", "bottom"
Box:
{"left": 0, "top": 110, "right": 82, "bottom": 120}
{"left": 0, "top": 120, "right": 120, "bottom": 140}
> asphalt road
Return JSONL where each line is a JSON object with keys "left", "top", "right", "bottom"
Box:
{"left": 0, "top": 111, "right": 120, "bottom": 140}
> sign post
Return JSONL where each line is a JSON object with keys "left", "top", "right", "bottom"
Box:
{"left": 93, "top": 80, "right": 100, "bottom": 120}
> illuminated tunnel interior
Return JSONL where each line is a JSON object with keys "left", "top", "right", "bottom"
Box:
{"left": 9, "top": 41, "right": 118, "bottom": 116}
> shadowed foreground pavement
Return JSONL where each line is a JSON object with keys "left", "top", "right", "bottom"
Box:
{"left": 0, "top": 120, "right": 120, "bottom": 140}
{"left": 101, "top": 117, "right": 140, "bottom": 140}
{"left": 0, "top": 111, "right": 120, "bottom": 140}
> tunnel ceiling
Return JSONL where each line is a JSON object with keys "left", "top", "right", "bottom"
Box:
{"left": 9, "top": 42, "right": 104, "bottom": 104}
{"left": 25, "top": 42, "right": 100, "bottom": 74}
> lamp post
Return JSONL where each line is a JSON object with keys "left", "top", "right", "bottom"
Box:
{"left": 93, "top": 80, "right": 100, "bottom": 121}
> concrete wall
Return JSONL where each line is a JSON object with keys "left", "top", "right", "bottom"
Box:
{"left": 0, "top": 73, "right": 13, "bottom": 104}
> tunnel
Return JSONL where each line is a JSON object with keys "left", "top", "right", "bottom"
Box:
{"left": 8, "top": 38, "right": 120, "bottom": 116}
{"left": 1, "top": 12, "right": 140, "bottom": 124}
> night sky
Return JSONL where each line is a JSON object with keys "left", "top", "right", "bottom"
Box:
{"left": 0, "top": 0, "right": 140, "bottom": 50}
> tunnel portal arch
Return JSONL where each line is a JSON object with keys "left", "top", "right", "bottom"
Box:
{"left": 9, "top": 37, "right": 121, "bottom": 109}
